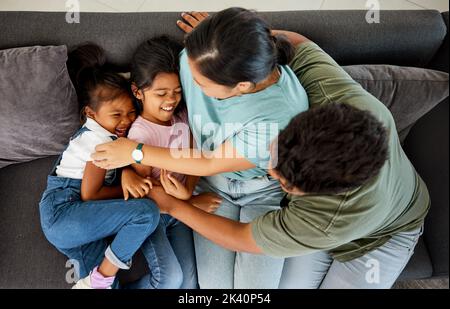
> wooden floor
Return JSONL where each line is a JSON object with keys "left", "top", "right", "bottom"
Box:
{"left": 393, "top": 278, "right": 449, "bottom": 289}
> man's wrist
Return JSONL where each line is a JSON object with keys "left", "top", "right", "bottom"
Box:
{"left": 168, "top": 198, "right": 186, "bottom": 216}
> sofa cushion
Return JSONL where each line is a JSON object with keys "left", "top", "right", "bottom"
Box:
{"left": 0, "top": 156, "right": 69, "bottom": 288}
{"left": 343, "top": 65, "right": 449, "bottom": 142}
{"left": 0, "top": 45, "right": 79, "bottom": 169}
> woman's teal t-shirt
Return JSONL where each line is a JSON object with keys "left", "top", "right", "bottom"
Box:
{"left": 179, "top": 49, "right": 309, "bottom": 180}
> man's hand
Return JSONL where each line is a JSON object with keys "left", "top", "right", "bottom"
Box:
{"left": 189, "top": 193, "right": 222, "bottom": 213}
{"left": 147, "top": 185, "right": 175, "bottom": 214}
{"left": 121, "top": 168, "right": 152, "bottom": 200}
{"left": 177, "top": 11, "right": 209, "bottom": 33}
{"left": 148, "top": 184, "right": 262, "bottom": 254}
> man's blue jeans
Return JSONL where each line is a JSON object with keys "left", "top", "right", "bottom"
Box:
{"left": 279, "top": 226, "right": 424, "bottom": 289}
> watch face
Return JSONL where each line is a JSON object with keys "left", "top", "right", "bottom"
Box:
{"left": 132, "top": 149, "right": 144, "bottom": 162}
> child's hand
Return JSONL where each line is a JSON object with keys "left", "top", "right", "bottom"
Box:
{"left": 160, "top": 169, "right": 191, "bottom": 200}
{"left": 121, "top": 168, "right": 153, "bottom": 200}
{"left": 189, "top": 193, "right": 222, "bottom": 213}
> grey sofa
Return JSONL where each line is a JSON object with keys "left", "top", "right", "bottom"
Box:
{"left": 0, "top": 10, "right": 448, "bottom": 289}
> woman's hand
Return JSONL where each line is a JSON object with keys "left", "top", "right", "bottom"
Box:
{"left": 177, "top": 11, "right": 209, "bottom": 33}
{"left": 160, "top": 169, "right": 192, "bottom": 200}
{"left": 189, "top": 193, "right": 222, "bottom": 214}
{"left": 91, "top": 138, "right": 138, "bottom": 170}
{"left": 121, "top": 168, "right": 153, "bottom": 200}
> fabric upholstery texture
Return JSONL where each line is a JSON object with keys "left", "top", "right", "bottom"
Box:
{"left": 344, "top": 65, "right": 449, "bottom": 142}
{"left": 0, "top": 45, "right": 79, "bottom": 169}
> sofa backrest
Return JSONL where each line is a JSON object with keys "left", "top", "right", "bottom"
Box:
{"left": 0, "top": 10, "right": 447, "bottom": 70}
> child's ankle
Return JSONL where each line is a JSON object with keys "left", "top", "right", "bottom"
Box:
{"left": 90, "top": 266, "right": 115, "bottom": 289}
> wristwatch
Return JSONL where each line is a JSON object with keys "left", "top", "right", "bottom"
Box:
{"left": 131, "top": 143, "right": 144, "bottom": 164}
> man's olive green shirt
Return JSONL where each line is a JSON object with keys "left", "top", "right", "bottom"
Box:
{"left": 251, "top": 42, "right": 430, "bottom": 262}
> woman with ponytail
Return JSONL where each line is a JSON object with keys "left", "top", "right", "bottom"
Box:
{"left": 39, "top": 44, "right": 160, "bottom": 289}
{"left": 92, "top": 8, "right": 309, "bottom": 288}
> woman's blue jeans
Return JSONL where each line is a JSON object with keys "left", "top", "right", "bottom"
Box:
{"left": 193, "top": 174, "right": 286, "bottom": 289}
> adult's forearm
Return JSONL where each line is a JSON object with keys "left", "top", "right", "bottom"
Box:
{"left": 185, "top": 175, "right": 200, "bottom": 195}
{"left": 140, "top": 146, "right": 216, "bottom": 176}
{"left": 168, "top": 198, "right": 262, "bottom": 254}
{"left": 140, "top": 145, "right": 250, "bottom": 176}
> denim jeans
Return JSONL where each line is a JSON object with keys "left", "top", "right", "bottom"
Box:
{"left": 39, "top": 175, "right": 160, "bottom": 280}
{"left": 279, "top": 226, "right": 424, "bottom": 289}
{"left": 193, "top": 174, "right": 286, "bottom": 289}
{"left": 125, "top": 214, "right": 198, "bottom": 289}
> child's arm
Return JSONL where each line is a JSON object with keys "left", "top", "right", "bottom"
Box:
{"left": 81, "top": 162, "right": 123, "bottom": 201}
{"left": 131, "top": 163, "right": 152, "bottom": 179}
{"left": 185, "top": 175, "right": 200, "bottom": 196}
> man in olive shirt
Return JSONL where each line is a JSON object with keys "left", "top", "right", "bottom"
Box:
{"left": 252, "top": 39, "right": 430, "bottom": 288}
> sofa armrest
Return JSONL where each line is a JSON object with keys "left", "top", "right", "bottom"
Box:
{"left": 407, "top": 11, "right": 450, "bottom": 278}
{"left": 428, "top": 12, "right": 449, "bottom": 73}
{"left": 403, "top": 97, "right": 449, "bottom": 277}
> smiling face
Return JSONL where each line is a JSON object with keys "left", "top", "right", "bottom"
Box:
{"left": 85, "top": 94, "right": 137, "bottom": 137}
{"left": 135, "top": 72, "right": 182, "bottom": 126}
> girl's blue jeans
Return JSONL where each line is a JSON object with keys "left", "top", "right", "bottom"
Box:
{"left": 124, "top": 214, "right": 199, "bottom": 289}
{"left": 39, "top": 175, "right": 160, "bottom": 281}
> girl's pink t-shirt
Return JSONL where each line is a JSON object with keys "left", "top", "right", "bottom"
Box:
{"left": 127, "top": 110, "right": 191, "bottom": 185}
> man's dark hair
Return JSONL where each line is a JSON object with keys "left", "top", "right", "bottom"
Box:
{"left": 275, "top": 103, "right": 389, "bottom": 194}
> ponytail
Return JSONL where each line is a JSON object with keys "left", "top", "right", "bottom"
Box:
{"left": 67, "top": 43, "right": 132, "bottom": 123}
{"left": 273, "top": 34, "right": 295, "bottom": 65}
{"left": 67, "top": 43, "right": 106, "bottom": 88}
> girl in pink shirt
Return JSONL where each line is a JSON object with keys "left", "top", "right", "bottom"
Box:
{"left": 123, "top": 36, "right": 220, "bottom": 289}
